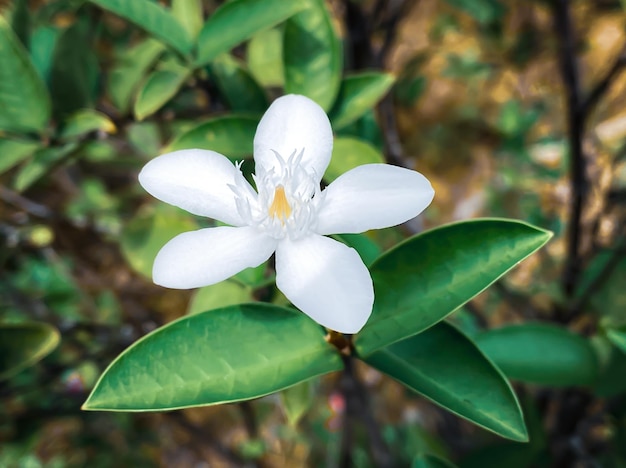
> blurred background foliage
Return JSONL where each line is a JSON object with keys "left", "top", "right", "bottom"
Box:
{"left": 1, "top": 0, "right": 626, "bottom": 466}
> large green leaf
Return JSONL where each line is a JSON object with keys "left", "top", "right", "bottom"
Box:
{"left": 171, "top": 0, "right": 203, "bottom": 40}
{"left": 0, "top": 322, "right": 60, "bottom": 380}
{"left": 326, "top": 137, "right": 384, "bottom": 182}
{"left": 329, "top": 72, "right": 396, "bottom": 130}
{"left": 0, "top": 138, "right": 41, "bottom": 175}
{"left": 88, "top": 0, "right": 192, "bottom": 56}
{"left": 134, "top": 67, "right": 190, "bottom": 120}
{"left": 209, "top": 54, "right": 268, "bottom": 113}
{"left": 196, "top": 0, "right": 307, "bottom": 66}
{"left": 108, "top": 39, "right": 165, "bottom": 113}
{"left": 167, "top": 115, "right": 258, "bottom": 158}
{"left": 363, "top": 322, "right": 527, "bottom": 441}
{"left": 247, "top": 27, "right": 284, "bottom": 87}
{"left": 83, "top": 303, "right": 342, "bottom": 411}
{"left": 355, "top": 219, "right": 552, "bottom": 356}
{"left": 283, "top": 0, "right": 342, "bottom": 111}
{"left": 0, "top": 15, "right": 50, "bottom": 133}
{"left": 29, "top": 25, "right": 60, "bottom": 84}
{"left": 475, "top": 323, "right": 598, "bottom": 387}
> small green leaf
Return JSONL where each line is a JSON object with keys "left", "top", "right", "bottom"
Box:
{"left": 60, "top": 109, "right": 116, "bottom": 140}
{"left": 355, "top": 219, "right": 553, "bottom": 356}
{"left": 83, "top": 303, "right": 342, "bottom": 411}
{"left": 120, "top": 203, "right": 198, "bottom": 279}
{"left": 168, "top": 115, "right": 258, "bottom": 158}
{"left": 134, "top": 67, "right": 190, "bottom": 120}
{"left": 196, "top": 0, "right": 307, "bottom": 66}
{"left": 0, "top": 15, "right": 50, "bottom": 133}
{"left": 280, "top": 379, "right": 315, "bottom": 426}
{"left": 0, "top": 138, "right": 41, "bottom": 174}
{"left": 13, "top": 143, "right": 78, "bottom": 192}
{"left": 326, "top": 137, "right": 384, "bottom": 182}
{"left": 188, "top": 281, "right": 253, "bottom": 315}
{"left": 171, "top": 0, "right": 203, "bottom": 40}
{"left": 247, "top": 27, "right": 284, "bottom": 87}
{"left": 108, "top": 39, "right": 166, "bottom": 114}
{"left": 329, "top": 72, "right": 396, "bottom": 130}
{"left": 363, "top": 322, "right": 527, "bottom": 442}
{"left": 209, "top": 54, "right": 267, "bottom": 113}
{"left": 475, "top": 323, "right": 598, "bottom": 387}
{"left": 607, "top": 328, "right": 626, "bottom": 354}
{"left": 88, "top": 0, "right": 192, "bottom": 56}
{"left": 412, "top": 454, "right": 458, "bottom": 468}
{"left": 0, "top": 322, "right": 60, "bottom": 380}
{"left": 283, "top": 0, "right": 342, "bottom": 111}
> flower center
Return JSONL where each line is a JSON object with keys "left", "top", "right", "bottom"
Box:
{"left": 268, "top": 185, "right": 292, "bottom": 223}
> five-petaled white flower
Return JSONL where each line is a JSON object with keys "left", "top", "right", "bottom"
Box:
{"left": 139, "top": 95, "right": 434, "bottom": 334}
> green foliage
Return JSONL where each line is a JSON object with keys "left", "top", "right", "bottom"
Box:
{"left": 327, "top": 137, "right": 385, "bottom": 182}
{"left": 364, "top": 322, "right": 527, "bottom": 441}
{"left": 134, "top": 67, "right": 190, "bottom": 120}
{"left": 413, "top": 454, "right": 458, "bottom": 468}
{"left": 0, "top": 322, "right": 60, "bottom": 380}
{"left": 283, "top": 0, "right": 342, "bottom": 110}
{"left": 356, "top": 219, "right": 553, "bottom": 355}
{"left": 0, "top": 15, "right": 50, "bottom": 133}
{"left": 209, "top": 54, "right": 268, "bottom": 113}
{"left": 195, "top": 0, "right": 307, "bottom": 66}
{"left": 83, "top": 303, "right": 343, "bottom": 411}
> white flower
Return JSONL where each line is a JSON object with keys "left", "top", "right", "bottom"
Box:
{"left": 138, "top": 95, "right": 434, "bottom": 334}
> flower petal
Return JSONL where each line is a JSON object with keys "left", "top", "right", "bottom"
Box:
{"left": 254, "top": 95, "right": 333, "bottom": 182}
{"left": 153, "top": 226, "right": 277, "bottom": 289}
{"left": 275, "top": 234, "right": 373, "bottom": 334}
{"left": 315, "top": 164, "right": 435, "bottom": 235}
{"left": 139, "top": 149, "right": 253, "bottom": 226}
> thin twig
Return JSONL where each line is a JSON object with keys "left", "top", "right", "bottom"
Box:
{"left": 552, "top": 0, "right": 587, "bottom": 300}
{"left": 0, "top": 185, "right": 53, "bottom": 219}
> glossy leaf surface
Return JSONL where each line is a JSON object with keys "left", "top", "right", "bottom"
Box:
{"left": 0, "top": 322, "right": 60, "bottom": 380}
{"left": 363, "top": 322, "right": 527, "bottom": 441}
{"left": 329, "top": 72, "right": 396, "bottom": 129}
{"left": 283, "top": 0, "right": 342, "bottom": 110}
{"left": 0, "top": 139, "right": 41, "bottom": 174}
{"left": 168, "top": 115, "right": 258, "bottom": 158}
{"left": 0, "top": 15, "right": 50, "bottom": 133}
{"left": 196, "top": 0, "right": 306, "bottom": 66}
{"left": 60, "top": 109, "right": 116, "bottom": 140}
{"left": 83, "top": 303, "right": 342, "bottom": 411}
{"left": 356, "top": 219, "right": 553, "bottom": 355}
{"left": 475, "top": 323, "right": 598, "bottom": 386}
{"left": 89, "top": 0, "right": 192, "bottom": 56}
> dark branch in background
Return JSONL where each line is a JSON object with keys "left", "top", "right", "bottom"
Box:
{"left": 580, "top": 44, "right": 626, "bottom": 117}
{"left": 339, "top": 353, "right": 393, "bottom": 468}
{"left": 552, "top": 0, "right": 587, "bottom": 301}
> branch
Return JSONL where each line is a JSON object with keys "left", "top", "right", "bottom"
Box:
{"left": 580, "top": 44, "right": 626, "bottom": 118}
{"left": 552, "top": 0, "right": 588, "bottom": 300}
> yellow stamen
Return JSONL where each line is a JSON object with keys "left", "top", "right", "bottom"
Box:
{"left": 268, "top": 185, "right": 292, "bottom": 223}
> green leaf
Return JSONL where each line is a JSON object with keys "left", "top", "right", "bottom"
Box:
{"left": 0, "top": 15, "right": 50, "bottom": 133}
{"left": 209, "top": 54, "right": 268, "bottom": 113}
{"left": 50, "top": 18, "right": 98, "bottom": 117}
{"left": 171, "top": 0, "right": 203, "bottom": 40}
{"left": 120, "top": 203, "right": 198, "bottom": 279}
{"left": 607, "top": 328, "right": 626, "bottom": 354}
{"left": 355, "top": 219, "right": 553, "bottom": 356}
{"left": 13, "top": 143, "right": 78, "bottom": 192}
{"left": 59, "top": 109, "right": 116, "bottom": 141}
{"left": 475, "top": 323, "right": 598, "bottom": 387}
{"left": 412, "top": 454, "right": 458, "bottom": 468}
{"left": 0, "top": 322, "right": 60, "bottom": 380}
{"left": 188, "top": 281, "right": 253, "bottom": 315}
{"left": 108, "top": 38, "right": 166, "bottom": 114}
{"left": 329, "top": 73, "right": 396, "bottom": 130}
{"left": 196, "top": 0, "right": 306, "bottom": 66}
{"left": 280, "top": 379, "right": 315, "bottom": 426}
{"left": 29, "top": 26, "right": 61, "bottom": 84}
{"left": 134, "top": 67, "right": 190, "bottom": 120}
{"left": 326, "top": 137, "right": 384, "bottom": 182}
{"left": 168, "top": 115, "right": 258, "bottom": 158}
{"left": 88, "top": 0, "right": 192, "bottom": 56}
{"left": 247, "top": 27, "right": 284, "bottom": 87}
{"left": 363, "top": 322, "right": 527, "bottom": 442}
{"left": 83, "top": 303, "right": 342, "bottom": 411}
{"left": 283, "top": 0, "right": 342, "bottom": 111}
{"left": 0, "top": 138, "right": 41, "bottom": 175}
